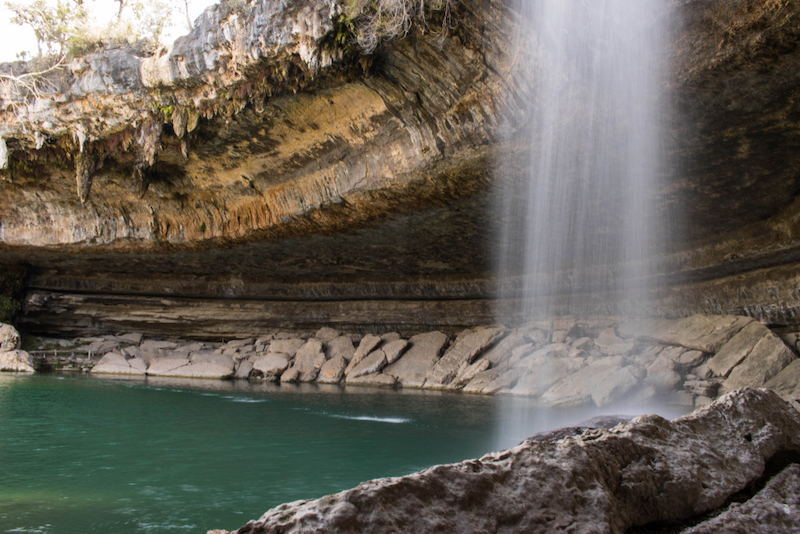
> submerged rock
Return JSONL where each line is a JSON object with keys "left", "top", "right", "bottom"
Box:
{"left": 213, "top": 388, "right": 800, "bottom": 534}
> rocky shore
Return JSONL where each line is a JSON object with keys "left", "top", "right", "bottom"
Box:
{"left": 4, "top": 314, "right": 799, "bottom": 411}
{"left": 209, "top": 388, "right": 800, "bottom": 534}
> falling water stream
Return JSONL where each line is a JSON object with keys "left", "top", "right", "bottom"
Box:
{"left": 497, "top": 0, "right": 671, "bottom": 318}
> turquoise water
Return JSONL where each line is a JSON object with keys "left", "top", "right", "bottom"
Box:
{"left": 0, "top": 374, "right": 689, "bottom": 533}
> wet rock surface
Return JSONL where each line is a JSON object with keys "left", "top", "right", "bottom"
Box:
{"left": 210, "top": 388, "right": 800, "bottom": 534}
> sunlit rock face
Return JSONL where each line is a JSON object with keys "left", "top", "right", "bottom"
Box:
{"left": 1, "top": 0, "right": 800, "bottom": 336}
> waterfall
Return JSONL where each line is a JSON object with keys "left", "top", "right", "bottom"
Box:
{"left": 496, "top": 0, "right": 671, "bottom": 321}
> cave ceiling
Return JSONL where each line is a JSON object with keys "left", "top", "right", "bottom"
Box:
{"left": 1, "top": 0, "right": 800, "bottom": 307}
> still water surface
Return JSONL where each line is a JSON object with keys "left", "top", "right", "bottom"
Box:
{"left": 0, "top": 373, "right": 688, "bottom": 533}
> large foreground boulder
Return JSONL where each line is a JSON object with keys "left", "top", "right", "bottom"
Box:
{"left": 212, "top": 388, "right": 800, "bottom": 534}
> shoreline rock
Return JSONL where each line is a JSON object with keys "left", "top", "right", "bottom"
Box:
{"left": 209, "top": 388, "right": 800, "bottom": 534}
{"left": 17, "top": 314, "right": 800, "bottom": 412}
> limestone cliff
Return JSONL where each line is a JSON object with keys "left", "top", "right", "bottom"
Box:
{"left": 1, "top": 0, "right": 800, "bottom": 335}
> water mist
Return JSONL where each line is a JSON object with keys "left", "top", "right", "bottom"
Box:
{"left": 493, "top": 0, "right": 676, "bottom": 446}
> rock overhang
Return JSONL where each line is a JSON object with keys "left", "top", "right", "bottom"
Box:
{"left": 2, "top": 0, "right": 800, "bottom": 333}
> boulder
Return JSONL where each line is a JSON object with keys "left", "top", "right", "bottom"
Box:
{"left": 175, "top": 342, "right": 206, "bottom": 354}
{"left": 269, "top": 338, "right": 306, "bottom": 358}
{"left": 541, "top": 356, "right": 628, "bottom": 406}
{"left": 288, "top": 339, "right": 326, "bottom": 382}
{"left": 221, "top": 389, "right": 800, "bottom": 534}
{"left": 479, "top": 368, "right": 523, "bottom": 394}
{"left": 764, "top": 359, "right": 800, "bottom": 409}
{"left": 479, "top": 331, "right": 529, "bottom": 368}
{"left": 571, "top": 337, "right": 594, "bottom": 351}
{"left": 346, "top": 334, "right": 383, "bottom": 375}
{"left": 381, "top": 333, "right": 402, "bottom": 342}
{"left": 147, "top": 358, "right": 190, "bottom": 374}
{"left": 127, "top": 358, "right": 148, "bottom": 372}
{"left": 382, "top": 339, "right": 409, "bottom": 365}
{"left": 424, "top": 326, "right": 506, "bottom": 388}
{"left": 347, "top": 350, "right": 387, "bottom": 380}
{"left": 140, "top": 340, "right": 179, "bottom": 352}
{"left": 450, "top": 359, "right": 491, "bottom": 389}
{"left": 222, "top": 338, "right": 254, "bottom": 350}
{"left": 708, "top": 321, "right": 776, "bottom": 378}
{"left": 315, "top": 327, "right": 341, "bottom": 344}
{"left": 620, "top": 315, "right": 754, "bottom": 353}
{"left": 680, "top": 464, "right": 800, "bottom": 534}
{"left": 117, "top": 333, "right": 143, "bottom": 344}
{"left": 462, "top": 368, "right": 504, "bottom": 394}
{"left": 345, "top": 373, "right": 397, "bottom": 388}
{"left": 0, "top": 323, "right": 21, "bottom": 351}
{"left": 96, "top": 352, "right": 129, "bottom": 367}
{"left": 252, "top": 354, "right": 290, "bottom": 380}
{"left": 190, "top": 351, "right": 235, "bottom": 370}
{"left": 280, "top": 367, "right": 300, "bottom": 383}
{"left": 509, "top": 357, "right": 587, "bottom": 397}
{"left": 234, "top": 359, "right": 254, "bottom": 379}
{"left": 383, "top": 331, "right": 448, "bottom": 388}
{"left": 0, "top": 350, "right": 34, "bottom": 372}
{"left": 722, "top": 334, "right": 796, "bottom": 394}
{"left": 91, "top": 363, "right": 145, "bottom": 375}
{"left": 590, "top": 366, "right": 641, "bottom": 407}
{"left": 317, "top": 356, "right": 347, "bottom": 384}
{"left": 154, "top": 362, "right": 233, "bottom": 379}
{"left": 325, "top": 336, "right": 355, "bottom": 362}
{"left": 86, "top": 339, "right": 120, "bottom": 355}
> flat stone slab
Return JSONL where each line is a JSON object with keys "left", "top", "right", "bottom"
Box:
{"left": 382, "top": 339, "right": 409, "bottom": 365}
{"left": 541, "top": 356, "right": 629, "bottom": 406}
{"left": 707, "top": 321, "right": 774, "bottom": 378}
{"left": 190, "top": 352, "right": 235, "bottom": 370}
{"left": 424, "top": 326, "right": 506, "bottom": 388}
{"left": 96, "top": 352, "right": 129, "bottom": 367}
{"left": 154, "top": 362, "right": 233, "bottom": 379}
{"left": 347, "top": 350, "right": 387, "bottom": 379}
{"left": 722, "top": 333, "right": 796, "bottom": 394}
{"left": 234, "top": 359, "right": 254, "bottom": 379}
{"left": 140, "top": 340, "right": 179, "bottom": 352}
{"left": 147, "top": 358, "right": 190, "bottom": 374}
{"left": 620, "top": 315, "right": 754, "bottom": 353}
{"left": 345, "top": 373, "right": 397, "bottom": 387}
{"left": 91, "top": 362, "right": 145, "bottom": 375}
{"left": 508, "top": 357, "right": 586, "bottom": 397}
{"left": 383, "top": 331, "right": 448, "bottom": 388}
{"left": 317, "top": 356, "right": 347, "bottom": 384}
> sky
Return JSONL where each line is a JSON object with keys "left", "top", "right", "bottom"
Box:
{"left": 0, "top": 0, "right": 219, "bottom": 63}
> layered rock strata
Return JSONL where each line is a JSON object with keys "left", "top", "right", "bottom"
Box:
{"left": 209, "top": 388, "right": 800, "bottom": 534}
{"left": 29, "top": 314, "right": 800, "bottom": 410}
{"left": 2, "top": 0, "right": 800, "bottom": 333}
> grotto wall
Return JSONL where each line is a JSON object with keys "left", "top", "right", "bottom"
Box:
{"left": 1, "top": 0, "right": 800, "bottom": 336}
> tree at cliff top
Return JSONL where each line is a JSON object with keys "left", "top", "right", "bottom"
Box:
{"left": 5, "top": 0, "right": 173, "bottom": 59}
